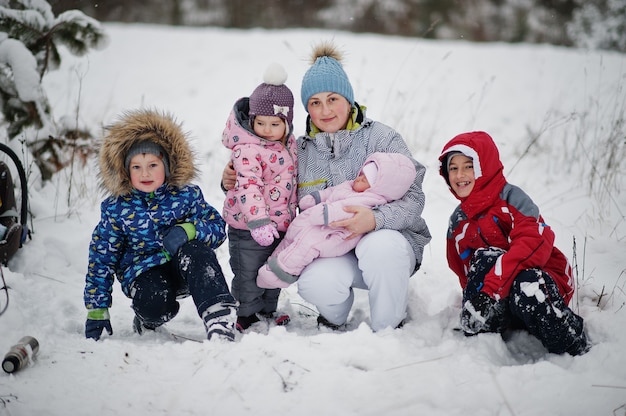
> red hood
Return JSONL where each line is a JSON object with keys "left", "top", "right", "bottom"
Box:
{"left": 438, "top": 131, "right": 507, "bottom": 218}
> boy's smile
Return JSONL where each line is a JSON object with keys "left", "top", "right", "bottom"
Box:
{"left": 447, "top": 154, "right": 475, "bottom": 198}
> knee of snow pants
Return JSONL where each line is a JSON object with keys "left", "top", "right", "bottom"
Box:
{"left": 356, "top": 230, "right": 415, "bottom": 331}
{"left": 177, "top": 239, "right": 236, "bottom": 317}
{"left": 297, "top": 254, "right": 359, "bottom": 326}
{"left": 509, "top": 269, "right": 587, "bottom": 355}
{"left": 463, "top": 247, "right": 507, "bottom": 303}
{"left": 131, "top": 262, "right": 180, "bottom": 328}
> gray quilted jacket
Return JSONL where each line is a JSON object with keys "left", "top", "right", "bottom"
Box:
{"left": 297, "top": 113, "right": 431, "bottom": 272}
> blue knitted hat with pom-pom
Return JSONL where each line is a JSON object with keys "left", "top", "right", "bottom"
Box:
{"left": 300, "top": 53, "right": 354, "bottom": 110}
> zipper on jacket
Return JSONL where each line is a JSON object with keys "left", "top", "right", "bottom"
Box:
{"left": 327, "top": 133, "right": 335, "bottom": 156}
{"left": 477, "top": 226, "right": 490, "bottom": 245}
{"left": 492, "top": 215, "right": 509, "bottom": 239}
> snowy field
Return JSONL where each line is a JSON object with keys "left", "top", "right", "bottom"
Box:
{"left": 1, "top": 23, "right": 625, "bottom": 415}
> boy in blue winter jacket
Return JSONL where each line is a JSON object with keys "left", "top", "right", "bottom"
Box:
{"left": 84, "top": 109, "right": 237, "bottom": 342}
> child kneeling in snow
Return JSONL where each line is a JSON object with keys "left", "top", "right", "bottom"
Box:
{"left": 439, "top": 131, "right": 589, "bottom": 355}
{"left": 257, "top": 152, "right": 415, "bottom": 289}
{"left": 84, "top": 109, "right": 237, "bottom": 342}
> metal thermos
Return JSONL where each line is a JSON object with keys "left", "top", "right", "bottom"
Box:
{"left": 2, "top": 336, "right": 39, "bottom": 374}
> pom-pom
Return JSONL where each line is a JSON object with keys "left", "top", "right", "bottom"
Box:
{"left": 263, "top": 63, "right": 288, "bottom": 86}
{"left": 310, "top": 41, "right": 344, "bottom": 64}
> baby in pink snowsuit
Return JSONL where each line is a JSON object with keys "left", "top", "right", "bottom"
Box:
{"left": 257, "top": 152, "right": 416, "bottom": 289}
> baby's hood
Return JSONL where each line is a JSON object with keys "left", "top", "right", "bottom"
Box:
{"left": 98, "top": 108, "right": 197, "bottom": 197}
{"left": 360, "top": 152, "right": 416, "bottom": 202}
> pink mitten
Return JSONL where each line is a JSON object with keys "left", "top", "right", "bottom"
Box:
{"left": 257, "top": 263, "right": 290, "bottom": 289}
{"left": 250, "top": 224, "right": 279, "bottom": 246}
{"left": 299, "top": 195, "right": 316, "bottom": 211}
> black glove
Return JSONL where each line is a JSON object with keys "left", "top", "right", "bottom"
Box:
{"left": 460, "top": 292, "right": 505, "bottom": 335}
{"left": 85, "top": 318, "right": 113, "bottom": 341}
{"left": 163, "top": 225, "right": 189, "bottom": 256}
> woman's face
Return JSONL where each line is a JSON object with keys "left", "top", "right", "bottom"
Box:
{"left": 307, "top": 92, "right": 352, "bottom": 133}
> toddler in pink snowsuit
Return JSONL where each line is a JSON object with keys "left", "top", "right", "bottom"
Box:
{"left": 257, "top": 152, "right": 416, "bottom": 289}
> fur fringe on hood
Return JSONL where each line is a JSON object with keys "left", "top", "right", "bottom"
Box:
{"left": 98, "top": 109, "right": 197, "bottom": 197}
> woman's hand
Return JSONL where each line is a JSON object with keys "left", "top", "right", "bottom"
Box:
{"left": 330, "top": 206, "right": 376, "bottom": 240}
{"left": 222, "top": 161, "right": 236, "bottom": 191}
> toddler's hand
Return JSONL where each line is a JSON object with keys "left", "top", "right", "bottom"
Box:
{"left": 251, "top": 224, "right": 279, "bottom": 246}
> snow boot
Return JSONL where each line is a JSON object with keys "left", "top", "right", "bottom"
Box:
{"left": 260, "top": 311, "right": 290, "bottom": 326}
{"left": 566, "top": 330, "right": 591, "bottom": 356}
{"left": 317, "top": 315, "right": 344, "bottom": 331}
{"left": 202, "top": 302, "right": 237, "bottom": 342}
{"left": 236, "top": 312, "right": 291, "bottom": 332}
{"left": 236, "top": 314, "right": 260, "bottom": 332}
{"left": 132, "top": 315, "right": 158, "bottom": 335}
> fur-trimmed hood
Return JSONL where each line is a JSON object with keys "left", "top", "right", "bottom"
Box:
{"left": 98, "top": 109, "right": 197, "bottom": 196}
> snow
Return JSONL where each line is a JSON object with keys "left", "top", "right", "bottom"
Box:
{"left": 0, "top": 36, "right": 41, "bottom": 102}
{"left": 1, "top": 23, "right": 626, "bottom": 415}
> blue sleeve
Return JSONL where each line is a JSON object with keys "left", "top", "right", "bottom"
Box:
{"left": 187, "top": 186, "right": 227, "bottom": 249}
{"left": 84, "top": 200, "right": 124, "bottom": 310}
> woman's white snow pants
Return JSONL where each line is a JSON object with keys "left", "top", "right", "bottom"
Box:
{"left": 296, "top": 229, "right": 416, "bottom": 331}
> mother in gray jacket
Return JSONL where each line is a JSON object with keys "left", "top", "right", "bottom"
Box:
{"left": 223, "top": 41, "right": 431, "bottom": 331}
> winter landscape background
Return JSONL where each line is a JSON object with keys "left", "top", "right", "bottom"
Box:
{"left": 0, "top": 23, "right": 625, "bottom": 415}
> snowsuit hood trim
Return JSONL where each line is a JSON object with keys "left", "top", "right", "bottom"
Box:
{"left": 438, "top": 131, "right": 506, "bottom": 219}
{"left": 222, "top": 97, "right": 291, "bottom": 149}
{"left": 98, "top": 109, "right": 198, "bottom": 197}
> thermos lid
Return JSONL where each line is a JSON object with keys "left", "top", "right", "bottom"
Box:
{"left": 2, "top": 356, "right": 19, "bottom": 373}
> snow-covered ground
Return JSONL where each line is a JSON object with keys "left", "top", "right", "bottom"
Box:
{"left": 1, "top": 24, "right": 625, "bottom": 415}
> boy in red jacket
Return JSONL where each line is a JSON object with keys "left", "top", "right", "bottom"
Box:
{"left": 439, "top": 131, "right": 589, "bottom": 355}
